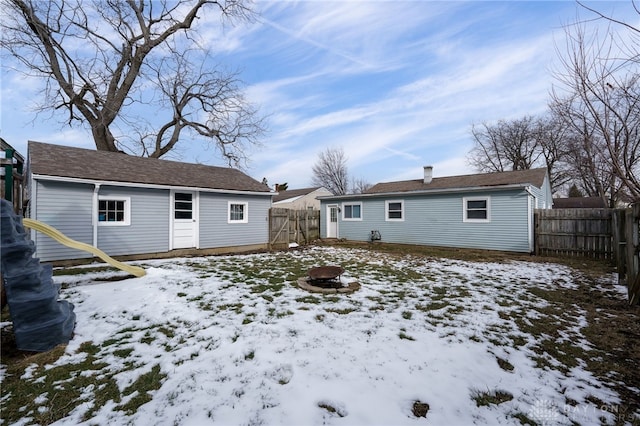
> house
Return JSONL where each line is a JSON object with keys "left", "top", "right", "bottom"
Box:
{"left": 27, "top": 141, "right": 273, "bottom": 262}
{"left": 272, "top": 187, "right": 332, "bottom": 210}
{"left": 318, "top": 166, "right": 553, "bottom": 253}
{"left": 553, "top": 197, "right": 607, "bottom": 209}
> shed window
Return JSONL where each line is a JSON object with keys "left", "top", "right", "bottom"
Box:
{"left": 228, "top": 202, "right": 248, "bottom": 223}
{"left": 343, "top": 203, "right": 362, "bottom": 220}
{"left": 98, "top": 197, "right": 130, "bottom": 226}
{"left": 174, "top": 192, "right": 193, "bottom": 219}
{"left": 386, "top": 200, "right": 404, "bottom": 221}
{"left": 463, "top": 197, "right": 490, "bottom": 222}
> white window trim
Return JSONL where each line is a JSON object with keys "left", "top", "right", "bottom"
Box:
{"left": 463, "top": 196, "right": 491, "bottom": 223}
{"left": 228, "top": 201, "right": 248, "bottom": 224}
{"left": 385, "top": 200, "right": 404, "bottom": 222}
{"left": 97, "top": 196, "right": 131, "bottom": 226}
{"left": 342, "top": 202, "right": 363, "bottom": 221}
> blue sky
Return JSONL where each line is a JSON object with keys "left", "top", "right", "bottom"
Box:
{"left": 0, "top": 1, "right": 634, "bottom": 189}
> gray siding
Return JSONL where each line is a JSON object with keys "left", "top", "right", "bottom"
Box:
{"left": 321, "top": 189, "right": 533, "bottom": 252}
{"left": 97, "top": 186, "right": 170, "bottom": 256}
{"left": 34, "top": 181, "right": 93, "bottom": 261}
{"left": 32, "top": 180, "right": 270, "bottom": 261}
{"left": 199, "top": 193, "right": 270, "bottom": 248}
{"left": 529, "top": 176, "right": 553, "bottom": 209}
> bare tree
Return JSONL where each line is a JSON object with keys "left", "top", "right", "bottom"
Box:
{"left": 534, "top": 115, "right": 573, "bottom": 192}
{"left": 467, "top": 115, "right": 571, "bottom": 193}
{"left": 351, "top": 177, "right": 372, "bottom": 194}
{"left": 1, "top": 0, "right": 265, "bottom": 167}
{"left": 551, "top": 13, "right": 640, "bottom": 204}
{"left": 468, "top": 116, "right": 541, "bottom": 173}
{"left": 311, "top": 147, "right": 349, "bottom": 195}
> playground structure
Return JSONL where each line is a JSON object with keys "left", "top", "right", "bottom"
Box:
{"left": 1, "top": 200, "right": 146, "bottom": 352}
{"left": 1, "top": 142, "right": 145, "bottom": 351}
{"left": 1, "top": 139, "right": 25, "bottom": 216}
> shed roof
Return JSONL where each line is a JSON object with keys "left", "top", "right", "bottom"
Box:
{"left": 28, "top": 141, "right": 271, "bottom": 193}
{"left": 365, "top": 168, "right": 548, "bottom": 194}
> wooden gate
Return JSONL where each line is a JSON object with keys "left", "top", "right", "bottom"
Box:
{"left": 534, "top": 208, "right": 613, "bottom": 259}
{"left": 269, "top": 208, "right": 320, "bottom": 248}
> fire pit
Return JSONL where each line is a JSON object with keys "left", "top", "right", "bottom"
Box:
{"left": 307, "top": 266, "right": 344, "bottom": 288}
{"left": 297, "top": 266, "right": 361, "bottom": 294}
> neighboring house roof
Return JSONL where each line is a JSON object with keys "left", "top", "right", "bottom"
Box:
{"left": 365, "top": 168, "right": 548, "bottom": 195}
{"left": 553, "top": 197, "right": 607, "bottom": 208}
{"left": 28, "top": 141, "right": 271, "bottom": 193}
{"left": 272, "top": 187, "right": 324, "bottom": 203}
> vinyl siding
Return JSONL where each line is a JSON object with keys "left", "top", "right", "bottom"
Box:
{"left": 33, "top": 181, "right": 93, "bottom": 261}
{"left": 199, "top": 193, "right": 270, "bottom": 248}
{"left": 97, "top": 186, "right": 170, "bottom": 256}
{"left": 529, "top": 176, "right": 553, "bottom": 209}
{"left": 321, "top": 189, "right": 533, "bottom": 252}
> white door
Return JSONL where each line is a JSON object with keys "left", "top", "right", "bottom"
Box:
{"left": 327, "top": 205, "right": 338, "bottom": 238}
{"left": 173, "top": 192, "right": 196, "bottom": 249}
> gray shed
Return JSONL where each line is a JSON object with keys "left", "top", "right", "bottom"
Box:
{"left": 27, "top": 141, "right": 273, "bottom": 261}
{"left": 319, "top": 167, "right": 552, "bottom": 253}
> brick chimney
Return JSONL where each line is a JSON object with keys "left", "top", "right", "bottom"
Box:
{"left": 423, "top": 166, "right": 433, "bottom": 184}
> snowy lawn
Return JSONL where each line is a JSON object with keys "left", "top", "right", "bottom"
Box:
{"left": 1, "top": 246, "right": 638, "bottom": 425}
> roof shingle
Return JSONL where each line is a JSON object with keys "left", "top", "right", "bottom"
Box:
{"left": 364, "top": 168, "right": 548, "bottom": 194}
{"left": 28, "top": 141, "right": 271, "bottom": 193}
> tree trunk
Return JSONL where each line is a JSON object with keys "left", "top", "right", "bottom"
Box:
{"left": 91, "top": 122, "right": 120, "bottom": 153}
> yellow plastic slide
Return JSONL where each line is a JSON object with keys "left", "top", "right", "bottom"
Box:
{"left": 23, "top": 218, "right": 146, "bottom": 277}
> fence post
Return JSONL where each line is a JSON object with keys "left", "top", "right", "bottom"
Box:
{"left": 612, "top": 209, "right": 627, "bottom": 286}
{"left": 534, "top": 211, "right": 540, "bottom": 255}
{"left": 627, "top": 204, "right": 640, "bottom": 305}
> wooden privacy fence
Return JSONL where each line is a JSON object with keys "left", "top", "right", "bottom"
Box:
{"left": 269, "top": 208, "right": 320, "bottom": 248}
{"left": 613, "top": 204, "right": 640, "bottom": 305}
{"left": 534, "top": 208, "right": 613, "bottom": 259}
{"left": 534, "top": 205, "right": 640, "bottom": 305}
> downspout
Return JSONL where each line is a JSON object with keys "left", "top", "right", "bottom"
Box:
{"left": 30, "top": 175, "right": 37, "bottom": 243}
{"left": 524, "top": 186, "right": 536, "bottom": 253}
{"left": 92, "top": 184, "right": 101, "bottom": 247}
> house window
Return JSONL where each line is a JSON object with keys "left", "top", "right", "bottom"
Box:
{"left": 342, "top": 203, "right": 362, "bottom": 220}
{"left": 228, "top": 202, "right": 248, "bottom": 223}
{"left": 98, "top": 197, "right": 130, "bottom": 226}
{"left": 386, "top": 200, "right": 404, "bottom": 221}
{"left": 463, "top": 197, "right": 490, "bottom": 222}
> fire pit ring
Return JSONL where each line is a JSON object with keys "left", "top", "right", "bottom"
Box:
{"left": 308, "top": 266, "right": 344, "bottom": 283}
{"left": 297, "top": 265, "right": 360, "bottom": 294}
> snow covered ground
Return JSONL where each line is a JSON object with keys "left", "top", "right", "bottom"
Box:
{"left": 2, "top": 246, "right": 635, "bottom": 425}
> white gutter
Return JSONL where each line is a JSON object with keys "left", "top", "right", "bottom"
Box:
{"left": 317, "top": 183, "right": 533, "bottom": 200}
{"left": 92, "top": 184, "right": 101, "bottom": 247}
{"left": 31, "top": 174, "right": 273, "bottom": 197}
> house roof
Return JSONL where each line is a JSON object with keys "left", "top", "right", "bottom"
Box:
{"left": 364, "top": 168, "right": 548, "bottom": 195}
{"left": 553, "top": 197, "right": 607, "bottom": 208}
{"left": 28, "top": 141, "right": 271, "bottom": 193}
{"left": 272, "top": 187, "right": 325, "bottom": 203}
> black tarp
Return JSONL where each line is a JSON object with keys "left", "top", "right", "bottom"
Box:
{"left": 1, "top": 199, "right": 75, "bottom": 352}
